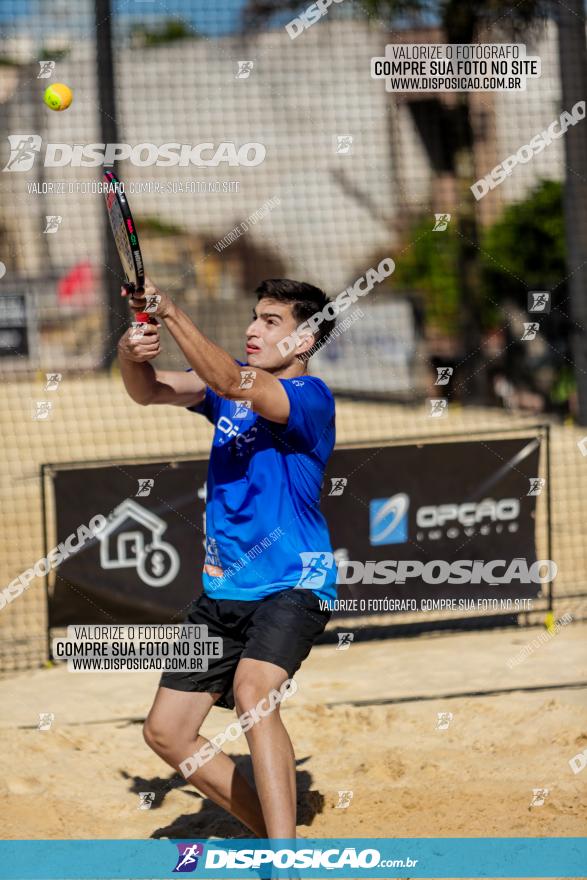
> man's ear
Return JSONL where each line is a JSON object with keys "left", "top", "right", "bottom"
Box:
{"left": 295, "top": 329, "right": 316, "bottom": 358}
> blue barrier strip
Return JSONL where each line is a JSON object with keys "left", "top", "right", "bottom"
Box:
{"left": 0, "top": 837, "right": 585, "bottom": 879}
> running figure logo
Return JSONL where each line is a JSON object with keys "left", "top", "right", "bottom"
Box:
{"left": 528, "top": 291, "right": 551, "bottom": 313}
{"left": 295, "top": 552, "right": 334, "bottom": 589}
{"left": 435, "top": 367, "right": 453, "bottom": 385}
{"left": 3, "top": 135, "right": 42, "bottom": 172}
{"left": 144, "top": 294, "right": 161, "bottom": 314}
{"left": 37, "top": 60, "right": 56, "bottom": 78}
{"left": 329, "top": 477, "right": 347, "bottom": 496}
{"left": 429, "top": 398, "right": 448, "bottom": 417}
{"left": 239, "top": 369, "right": 256, "bottom": 389}
{"left": 37, "top": 713, "right": 55, "bottom": 731}
{"left": 527, "top": 478, "right": 545, "bottom": 496}
{"left": 530, "top": 788, "right": 549, "bottom": 807}
{"left": 43, "top": 215, "right": 62, "bottom": 234}
{"left": 44, "top": 373, "right": 62, "bottom": 392}
{"left": 433, "top": 213, "right": 451, "bottom": 231}
{"left": 521, "top": 322, "right": 539, "bottom": 341}
{"left": 173, "top": 843, "right": 204, "bottom": 872}
{"left": 335, "top": 135, "right": 353, "bottom": 154}
{"left": 236, "top": 60, "right": 254, "bottom": 79}
{"left": 436, "top": 712, "right": 453, "bottom": 730}
{"left": 232, "top": 400, "right": 252, "bottom": 419}
{"left": 32, "top": 401, "right": 53, "bottom": 420}
{"left": 137, "top": 791, "right": 155, "bottom": 810}
{"left": 336, "top": 790, "right": 354, "bottom": 808}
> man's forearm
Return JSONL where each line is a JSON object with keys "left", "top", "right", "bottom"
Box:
{"left": 163, "top": 302, "right": 241, "bottom": 396}
{"left": 119, "top": 355, "right": 158, "bottom": 405}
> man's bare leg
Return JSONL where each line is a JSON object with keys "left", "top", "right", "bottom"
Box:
{"left": 143, "top": 687, "right": 267, "bottom": 837}
{"left": 233, "top": 658, "right": 297, "bottom": 839}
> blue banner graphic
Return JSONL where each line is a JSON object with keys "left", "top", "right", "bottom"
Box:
{"left": 0, "top": 837, "right": 585, "bottom": 879}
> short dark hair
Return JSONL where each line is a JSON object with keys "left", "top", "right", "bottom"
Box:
{"left": 255, "top": 278, "right": 335, "bottom": 359}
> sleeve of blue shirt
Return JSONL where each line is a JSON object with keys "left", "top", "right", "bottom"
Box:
{"left": 278, "top": 376, "right": 335, "bottom": 454}
{"left": 184, "top": 368, "right": 221, "bottom": 425}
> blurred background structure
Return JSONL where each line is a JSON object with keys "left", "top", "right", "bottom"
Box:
{"left": 0, "top": 0, "right": 586, "bottom": 671}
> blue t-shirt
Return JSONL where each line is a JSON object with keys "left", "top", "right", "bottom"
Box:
{"left": 188, "top": 367, "right": 337, "bottom": 602}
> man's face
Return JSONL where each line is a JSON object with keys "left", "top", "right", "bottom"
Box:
{"left": 245, "top": 297, "right": 309, "bottom": 370}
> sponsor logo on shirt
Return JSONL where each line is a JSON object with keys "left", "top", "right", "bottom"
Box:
{"left": 204, "top": 537, "right": 224, "bottom": 576}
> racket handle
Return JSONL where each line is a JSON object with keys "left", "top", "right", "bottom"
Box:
{"left": 134, "top": 312, "right": 150, "bottom": 323}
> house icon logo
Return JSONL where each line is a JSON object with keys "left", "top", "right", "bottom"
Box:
{"left": 97, "top": 499, "right": 180, "bottom": 588}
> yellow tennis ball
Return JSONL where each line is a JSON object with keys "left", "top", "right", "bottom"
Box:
{"left": 44, "top": 83, "right": 73, "bottom": 112}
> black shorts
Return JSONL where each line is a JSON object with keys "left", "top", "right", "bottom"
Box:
{"left": 159, "top": 588, "right": 331, "bottom": 709}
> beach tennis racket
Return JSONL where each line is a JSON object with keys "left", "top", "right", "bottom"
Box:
{"left": 103, "top": 168, "right": 149, "bottom": 324}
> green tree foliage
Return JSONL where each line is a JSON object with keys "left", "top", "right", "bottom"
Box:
{"left": 392, "top": 181, "right": 565, "bottom": 337}
{"left": 391, "top": 218, "right": 462, "bottom": 334}
{"left": 480, "top": 179, "right": 565, "bottom": 306}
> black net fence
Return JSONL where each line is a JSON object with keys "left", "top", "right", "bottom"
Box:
{"left": 0, "top": 0, "right": 586, "bottom": 671}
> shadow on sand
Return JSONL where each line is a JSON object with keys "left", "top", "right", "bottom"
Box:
{"left": 121, "top": 754, "right": 324, "bottom": 839}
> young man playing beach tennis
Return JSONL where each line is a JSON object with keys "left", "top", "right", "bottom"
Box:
{"left": 117, "top": 277, "right": 337, "bottom": 839}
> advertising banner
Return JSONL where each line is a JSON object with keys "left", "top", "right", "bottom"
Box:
{"left": 48, "top": 436, "right": 544, "bottom": 627}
